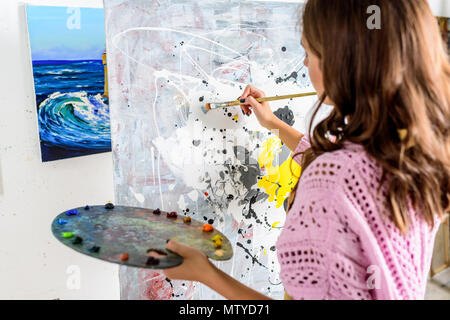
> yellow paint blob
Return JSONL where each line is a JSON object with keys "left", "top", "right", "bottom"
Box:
{"left": 257, "top": 137, "right": 302, "bottom": 208}
{"left": 214, "top": 239, "right": 222, "bottom": 248}
{"left": 271, "top": 221, "right": 280, "bottom": 228}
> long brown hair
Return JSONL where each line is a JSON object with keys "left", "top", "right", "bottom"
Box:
{"left": 288, "top": 0, "right": 450, "bottom": 234}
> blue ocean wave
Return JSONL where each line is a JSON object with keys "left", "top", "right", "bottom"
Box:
{"left": 38, "top": 92, "right": 111, "bottom": 150}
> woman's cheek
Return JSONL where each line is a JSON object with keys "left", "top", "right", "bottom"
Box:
{"left": 309, "top": 68, "right": 324, "bottom": 96}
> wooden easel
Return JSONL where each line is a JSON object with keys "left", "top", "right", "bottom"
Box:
{"left": 430, "top": 213, "right": 450, "bottom": 277}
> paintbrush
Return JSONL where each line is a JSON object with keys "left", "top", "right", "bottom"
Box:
{"left": 201, "top": 92, "right": 317, "bottom": 114}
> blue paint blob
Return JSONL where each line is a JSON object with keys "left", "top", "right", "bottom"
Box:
{"left": 57, "top": 218, "right": 68, "bottom": 225}
{"left": 65, "top": 209, "right": 79, "bottom": 216}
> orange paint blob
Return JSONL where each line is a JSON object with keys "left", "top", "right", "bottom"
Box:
{"left": 183, "top": 216, "right": 191, "bottom": 223}
{"left": 202, "top": 224, "right": 214, "bottom": 232}
{"left": 119, "top": 253, "right": 129, "bottom": 261}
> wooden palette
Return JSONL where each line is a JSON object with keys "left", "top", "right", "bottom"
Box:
{"left": 51, "top": 205, "right": 233, "bottom": 269}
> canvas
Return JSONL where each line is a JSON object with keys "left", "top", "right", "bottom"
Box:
{"left": 104, "top": 0, "right": 331, "bottom": 299}
{"left": 26, "top": 6, "right": 111, "bottom": 162}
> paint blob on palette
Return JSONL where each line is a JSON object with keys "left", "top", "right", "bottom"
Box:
{"left": 51, "top": 205, "right": 233, "bottom": 269}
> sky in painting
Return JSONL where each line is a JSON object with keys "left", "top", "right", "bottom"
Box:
{"left": 27, "top": 6, "right": 105, "bottom": 61}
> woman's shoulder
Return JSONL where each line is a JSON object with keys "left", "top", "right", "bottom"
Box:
{"left": 300, "top": 141, "right": 383, "bottom": 194}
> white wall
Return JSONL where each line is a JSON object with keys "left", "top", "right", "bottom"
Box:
{"left": 0, "top": 0, "right": 119, "bottom": 299}
{"left": 428, "top": 0, "right": 450, "bottom": 17}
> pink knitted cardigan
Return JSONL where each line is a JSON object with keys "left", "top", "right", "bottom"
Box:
{"left": 276, "top": 135, "right": 441, "bottom": 300}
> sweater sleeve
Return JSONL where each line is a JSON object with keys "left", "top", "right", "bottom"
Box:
{"left": 291, "top": 134, "right": 311, "bottom": 166}
{"left": 276, "top": 154, "right": 373, "bottom": 300}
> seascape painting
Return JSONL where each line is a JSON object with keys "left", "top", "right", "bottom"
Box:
{"left": 27, "top": 6, "right": 111, "bottom": 162}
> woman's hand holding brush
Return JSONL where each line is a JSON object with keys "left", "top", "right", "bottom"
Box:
{"left": 239, "top": 84, "right": 305, "bottom": 152}
{"left": 239, "top": 84, "right": 277, "bottom": 130}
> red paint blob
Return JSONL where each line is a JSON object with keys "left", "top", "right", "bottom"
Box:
{"left": 119, "top": 253, "right": 129, "bottom": 261}
{"left": 204, "top": 192, "right": 209, "bottom": 196}
{"left": 167, "top": 211, "right": 177, "bottom": 218}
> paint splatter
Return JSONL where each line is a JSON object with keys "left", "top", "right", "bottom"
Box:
{"left": 274, "top": 106, "right": 295, "bottom": 126}
{"left": 257, "top": 137, "right": 301, "bottom": 208}
{"left": 236, "top": 242, "right": 266, "bottom": 268}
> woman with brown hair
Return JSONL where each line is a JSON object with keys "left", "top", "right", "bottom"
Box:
{"left": 163, "top": 0, "right": 450, "bottom": 299}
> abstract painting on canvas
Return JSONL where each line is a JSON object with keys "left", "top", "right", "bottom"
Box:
{"left": 104, "top": 0, "right": 334, "bottom": 300}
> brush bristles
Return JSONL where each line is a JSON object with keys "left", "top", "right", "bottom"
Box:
{"left": 209, "top": 103, "right": 228, "bottom": 109}
{"left": 202, "top": 101, "right": 231, "bottom": 113}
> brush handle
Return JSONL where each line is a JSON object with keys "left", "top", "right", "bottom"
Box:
{"left": 225, "top": 92, "right": 317, "bottom": 107}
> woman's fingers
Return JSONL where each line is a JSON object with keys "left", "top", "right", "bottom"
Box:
{"left": 238, "top": 97, "right": 251, "bottom": 115}
{"left": 163, "top": 239, "right": 210, "bottom": 282}
{"left": 166, "top": 239, "right": 189, "bottom": 256}
{"left": 241, "top": 84, "right": 265, "bottom": 99}
{"left": 239, "top": 84, "right": 265, "bottom": 115}
{"left": 245, "top": 96, "right": 262, "bottom": 110}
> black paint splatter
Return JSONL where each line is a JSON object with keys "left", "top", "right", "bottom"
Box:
{"left": 274, "top": 106, "right": 295, "bottom": 126}
{"left": 275, "top": 71, "right": 298, "bottom": 84}
{"left": 236, "top": 242, "right": 267, "bottom": 268}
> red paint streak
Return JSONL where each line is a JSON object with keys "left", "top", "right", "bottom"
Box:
{"left": 185, "top": 281, "right": 196, "bottom": 298}
{"left": 242, "top": 231, "right": 254, "bottom": 239}
{"left": 142, "top": 271, "right": 173, "bottom": 300}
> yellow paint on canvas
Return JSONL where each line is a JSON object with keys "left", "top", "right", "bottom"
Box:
{"left": 257, "top": 137, "right": 301, "bottom": 208}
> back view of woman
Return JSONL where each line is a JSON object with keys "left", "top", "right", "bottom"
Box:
{"left": 164, "top": 0, "right": 450, "bottom": 300}
{"left": 272, "top": 0, "right": 450, "bottom": 299}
